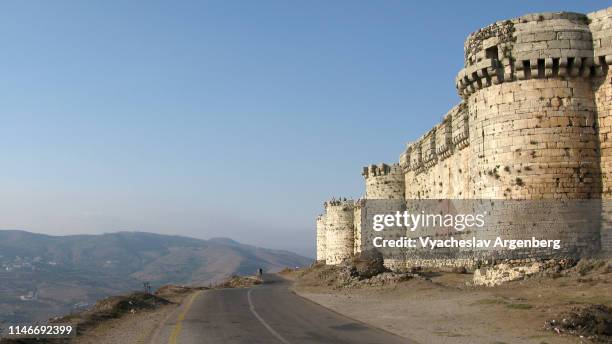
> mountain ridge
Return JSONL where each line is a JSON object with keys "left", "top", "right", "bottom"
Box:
{"left": 0, "top": 230, "right": 312, "bottom": 323}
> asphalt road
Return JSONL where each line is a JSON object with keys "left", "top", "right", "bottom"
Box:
{"left": 151, "top": 274, "right": 412, "bottom": 344}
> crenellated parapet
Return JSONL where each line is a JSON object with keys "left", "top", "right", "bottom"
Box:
{"left": 435, "top": 117, "right": 453, "bottom": 160}
{"left": 361, "top": 163, "right": 401, "bottom": 178}
{"left": 399, "top": 103, "right": 470, "bottom": 177}
{"left": 399, "top": 141, "right": 422, "bottom": 174}
{"left": 450, "top": 103, "right": 469, "bottom": 150}
{"left": 324, "top": 198, "right": 354, "bottom": 208}
{"left": 456, "top": 11, "right": 612, "bottom": 98}
{"left": 362, "top": 163, "right": 405, "bottom": 199}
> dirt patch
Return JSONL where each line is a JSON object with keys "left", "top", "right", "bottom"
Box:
{"left": 545, "top": 304, "right": 612, "bottom": 342}
{"left": 278, "top": 267, "right": 296, "bottom": 275}
{"left": 85, "top": 293, "right": 170, "bottom": 319}
{"left": 70, "top": 285, "right": 206, "bottom": 344}
{"left": 67, "top": 285, "right": 205, "bottom": 344}
{"left": 277, "top": 266, "right": 308, "bottom": 281}
{"left": 294, "top": 259, "right": 612, "bottom": 344}
{"left": 155, "top": 285, "right": 204, "bottom": 298}
{"left": 292, "top": 261, "right": 427, "bottom": 291}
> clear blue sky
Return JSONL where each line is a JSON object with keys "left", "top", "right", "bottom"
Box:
{"left": 0, "top": 1, "right": 608, "bottom": 257}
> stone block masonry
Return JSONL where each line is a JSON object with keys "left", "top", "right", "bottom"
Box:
{"left": 316, "top": 7, "right": 612, "bottom": 268}
{"left": 323, "top": 199, "right": 355, "bottom": 265}
{"left": 315, "top": 214, "right": 327, "bottom": 262}
{"left": 362, "top": 163, "right": 405, "bottom": 200}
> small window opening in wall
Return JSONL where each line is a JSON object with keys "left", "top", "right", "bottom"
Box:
{"left": 485, "top": 46, "right": 499, "bottom": 60}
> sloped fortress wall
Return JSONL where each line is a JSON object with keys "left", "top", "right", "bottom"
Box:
{"left": 316, "top": 6, "right": 612, "bottom": 268}
{"left": 592, "top": 8, "right": 612, "bottom": 198}
{"left": 590, "top": 8, "right": 612, "bottom": 254}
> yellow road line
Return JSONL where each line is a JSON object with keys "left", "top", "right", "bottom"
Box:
{"left": 168, "top": 290, "right": 203, "bottom": 344}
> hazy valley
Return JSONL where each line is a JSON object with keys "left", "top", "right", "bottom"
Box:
{"left": 0, "top": 230, "right": 312, "bottom": 324}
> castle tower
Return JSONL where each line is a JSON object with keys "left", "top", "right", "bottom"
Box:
{"left": 589, "top": 7, "right": 612, "bottom": 255}
{"left": 394, "top": 8, "right": 612, "bottom": 269}
{"left": 324, "top": 199, "right": 355, "bottom": 265}
{"left": 362, "top": 163, "right": 405, "bottom": 199}
{"left": 315, "top": 214, "right": 327, "bottom": 263}
{"left": 358, "top": 164, "right": 406, "bottom": 270}
{"left": 458, "top": 12, "right": 603, "bottom": 199}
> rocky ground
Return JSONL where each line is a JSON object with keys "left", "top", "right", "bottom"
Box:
{"left": 68, "top": 285, "right": 202, "bottom": 344}
{"left": 283, "top": 256, "right": 612, "bottom": 344}
{"left": 214, "top": 275, "right": 262, "bottom": 288}
{"left": 0, "top": 275, "right": 261, "bottom": 344}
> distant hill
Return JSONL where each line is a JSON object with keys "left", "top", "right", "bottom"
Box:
{"left": 0, "top": 230, "right": 312, "bottom": 323}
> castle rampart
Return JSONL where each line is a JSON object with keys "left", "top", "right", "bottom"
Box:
{"left": 317, "top": 6, "right": 612, "bottom": 269}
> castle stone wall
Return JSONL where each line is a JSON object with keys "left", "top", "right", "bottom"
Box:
{"left": 400, "top": 104, "right": 472, "bottom": 199}
{"left": 353, "top": 200, "right": 364, "bottom": 255}
{"left": 467, "top": 77, "right": 600, "bottom": 199}
{"left": 596, "top": 68, "right": 612, "bottom": 255}
{"left": 589, "top": 8, "right": 612, "bottom": 255}
{"left": 363, "top": 163, "right": 405, "bottom": 199}
{"left": 315, "top": 214, "right": 327, "bottom": 262}
{"left": 316, "top": 6, "right": 612, "bottom": 269}
{"left": 324, "top": 200, "right": 355, "bottom": 265}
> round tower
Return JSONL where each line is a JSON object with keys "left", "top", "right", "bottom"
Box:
{"left": 361, "top": 163, "right": 406, "bottom": 270}
{"left": 589, "top": 7, "right": 612, "bottom": 255}
{"left": 453, "top": 11, "right": 609, "bottom": 262}
{"left": 324, "top": 199, "right": 355, "bottom": 265}
{"left": 456, "top": 12, "right": 602, "bottom": 199}
{"left": 362, "top": 163, "right": 405, "bottom": 199}
{"left": 315, "top": 214, "right": 327, "bottom": 263}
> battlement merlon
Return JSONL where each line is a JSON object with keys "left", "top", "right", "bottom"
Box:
{"left": 456, "top": 9, "right": 612, "bottom": 99}
{"left": 353, "top": 198, "right": 366, "bottom": 208}
{"left": 324, "top": 198, "right": 355, "bottom": 209}
{"left": 399, "top": 102, "right": 469, "bottom": 171}
{"left": 316, "top": 213, "right": 326, "bottom": 222}
{"left": 361, "top": 163, "right": 403, "bottom": 178}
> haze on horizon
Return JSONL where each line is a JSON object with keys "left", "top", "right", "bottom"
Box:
{"left": 1, "top": 0, "right": 608, "bottom": 258}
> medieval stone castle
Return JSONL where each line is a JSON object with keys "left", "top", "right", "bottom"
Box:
{"left": 315, "top": 7, "right": 612, "bottom": 273}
